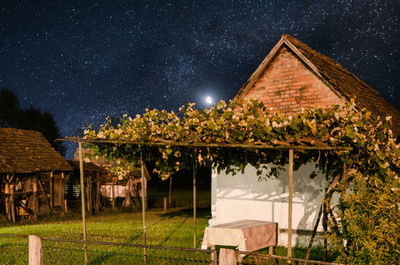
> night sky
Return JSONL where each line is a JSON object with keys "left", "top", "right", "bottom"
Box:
{"left": 1, "top": 0, "right": 399, "bottom": 158}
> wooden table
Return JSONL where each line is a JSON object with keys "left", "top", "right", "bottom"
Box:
{"left": 201, "top": 219, "right": 277, "bottom": 255}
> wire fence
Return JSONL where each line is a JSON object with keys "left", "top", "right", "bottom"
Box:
{"left": 0, "top": 234, "right": 215, "bottom": 264}
{"left": 0, "top": 234, "right": 343, "bottom": 265}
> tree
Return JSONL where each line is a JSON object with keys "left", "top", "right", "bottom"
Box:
{"left": 0, "top": 88, "right": 65, "bottom": 155}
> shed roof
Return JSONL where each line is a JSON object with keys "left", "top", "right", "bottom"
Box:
{"left": 68, "top": 161, "right": 106, "bottom": 173}
{"left": 235, "top": 34, "right": 400, "bottom": 134}
{"left": 0, "top": 128, "right": 73, "bottom": 174}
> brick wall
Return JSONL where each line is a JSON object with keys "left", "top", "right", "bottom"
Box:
{"left": 240, "top": 46, "right": 343, "bottom": 115}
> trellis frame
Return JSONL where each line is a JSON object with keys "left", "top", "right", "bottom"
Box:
{"left": 59, "top": 137, "right": 352, "bottom": 263}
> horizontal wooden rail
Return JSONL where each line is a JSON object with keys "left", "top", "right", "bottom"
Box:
{"left": 57, "top": 137, "right": 352, "bottom": 151}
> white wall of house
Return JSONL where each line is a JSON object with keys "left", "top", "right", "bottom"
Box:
{"left": 210, "top": 162, "right": 326, "bottom": 246}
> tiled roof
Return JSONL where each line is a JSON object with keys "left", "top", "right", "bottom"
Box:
{"left": 236, "top": 34, "right": 400, "bottom": 135}
{"left": 0, "top": 128, "right": 73, "bottom": 173}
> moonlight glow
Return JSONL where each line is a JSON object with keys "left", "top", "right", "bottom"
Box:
{"left": 205, "top": 96, "right": 213, "bottom": 105}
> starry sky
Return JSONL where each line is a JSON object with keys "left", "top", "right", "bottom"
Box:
{"left": 0, "top": 0, "right": 399, "bottom": 158}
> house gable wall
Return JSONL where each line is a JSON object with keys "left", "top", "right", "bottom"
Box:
{"left": 240, "top": 46, "right": 343, "bottom": 114}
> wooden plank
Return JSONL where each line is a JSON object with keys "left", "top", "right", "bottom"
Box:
{"left": 288, "top": 149, "right": 294, "bottom": 263}
{"left": 29, "top": 235, "right": 43, "bottom": 265}
{"left": 79, "top": 142, "right": 88, "bottom": 265}
{"left": 219, "top": 248, "right": 237, "bottom": 265}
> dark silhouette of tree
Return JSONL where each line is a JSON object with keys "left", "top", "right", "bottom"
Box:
{"left": 0, "top": 88, "right": 65, "bottom": 156}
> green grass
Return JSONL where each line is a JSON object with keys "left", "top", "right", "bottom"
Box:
{"left": 0, "top": 208, "right": 212, "bottom": 264}
{"left": 0, "top": 206, "right": 332, "bottom": 264}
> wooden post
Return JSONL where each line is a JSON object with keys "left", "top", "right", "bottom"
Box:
{"left": 140, "top": 150, "right": 147, "bottom": 262}
{"left": 29, "top": 235, "right": 43, "bottom": 265}
{"left": 163, "top": 197, "right": 167, "bottom": 212}
{"left": 323, "top": 159, "right": 328, "bottom": 262}
{"left": 96, "top": 178, "right": 101, "bottom": 211}
{"left": 288, "top": 149, "right": 294, "bottom": 263}
{"left": 111, "top": 181, "right": 115, "bottom": 211}
{"left": 64, "top": 174, "right": 70, "bottom": 213}
{"left": 219, "top": 248, "right": 237, "bottom": 265}
{"left": 88, "top": 175, "right": 92, "bottom": 214}
{"left": 126, "top": 175, "right": 132, "bottom": 207}
{"left": 5, "top": 179, "right": 10, "bottom": 221}
{"left": 168, "top": 177, "right": 172, "bottom": 208}
{"left": 60, "top": 172, "right": 65, "bottom": 211}
{"left": 32, "top": 176, "right": 39, "bottom": 220}
{"left": 79, "top": 142, "right": 88, "bottom": 265}
{"left": 49, "top": 171, "right": 54, "bottom": 209}
{"left": 193, "top": 157, "right": 197, "bottom": 248}
{"left": 10, "top": 184, "right": 16, "bottom": 222}
{"left": 210, "top": 245, "right": 216, "bottom": 265}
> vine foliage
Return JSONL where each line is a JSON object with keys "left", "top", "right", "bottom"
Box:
{"left": 85, "top": 98, "right": 400, "bottom": 264}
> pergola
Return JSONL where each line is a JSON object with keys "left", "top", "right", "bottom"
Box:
{"left": 59, "top": 137, "right": 352, "bottom": 264}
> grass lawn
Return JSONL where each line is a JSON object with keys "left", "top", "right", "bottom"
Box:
{"left": 0, "top": 207, "right": 330, "bottom": 264}
{"left": 0, "top": 208, "right": 211, "bottom": 264}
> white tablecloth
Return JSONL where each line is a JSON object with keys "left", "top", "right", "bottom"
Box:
{"left": 201, "top": 219, "right": 277, "bottom": 252}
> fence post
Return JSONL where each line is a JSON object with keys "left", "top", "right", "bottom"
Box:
{"left": 29, "top": 235, "right": 43, "bottom": 265}
{"left": 219, "top": 248, "right": 237, "bottom": 265}
{"left": 210, "top": 245, "right": 217, "bottom": 265}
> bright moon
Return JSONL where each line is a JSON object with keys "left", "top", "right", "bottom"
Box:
{"left": 206, "top": 96, "right": 213, "bottom": 105}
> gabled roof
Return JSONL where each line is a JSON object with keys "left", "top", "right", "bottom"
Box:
{"left": 0, "top": 128, "right": 73, "bottom": 174}
{"left": 235, "top": 34, "right": 400, "bottom": 134}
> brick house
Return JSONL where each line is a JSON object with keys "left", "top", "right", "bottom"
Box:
{"left": 235, "top": 34, "right": 400, "bottom": 134}
{"left": 208, "top": 34, "right": 400, "bottom": 247}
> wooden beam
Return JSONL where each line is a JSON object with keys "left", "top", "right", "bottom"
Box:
{"left": 288, "top": 149, "right": 294, "bottom": 263}
{"left": 79, "top": 142, "right": 88, "bottom": 265}
{"left": 58, "top": 137, "right": 353, "bottom": 151}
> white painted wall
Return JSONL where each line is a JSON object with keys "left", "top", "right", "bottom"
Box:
{"left": 210, "top": 162, "right": 326, "bottom": 246}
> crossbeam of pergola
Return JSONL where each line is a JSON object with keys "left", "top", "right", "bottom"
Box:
{"left": 58, "top": 137, "right": 352, "bottom": 264}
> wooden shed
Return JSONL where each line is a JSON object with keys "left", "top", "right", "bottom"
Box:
{"left": 72, "top": 148, "right": 151, "bottom": 210}
{"left": 67, "top": 161, "right": 106, "bottom": 215}
{"left": 0, "top": 128, "right": 73, "bottom": 221}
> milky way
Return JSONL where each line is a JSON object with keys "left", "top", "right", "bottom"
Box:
{"left": 0, "top": 0, "right": 399, "bottom": 157}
